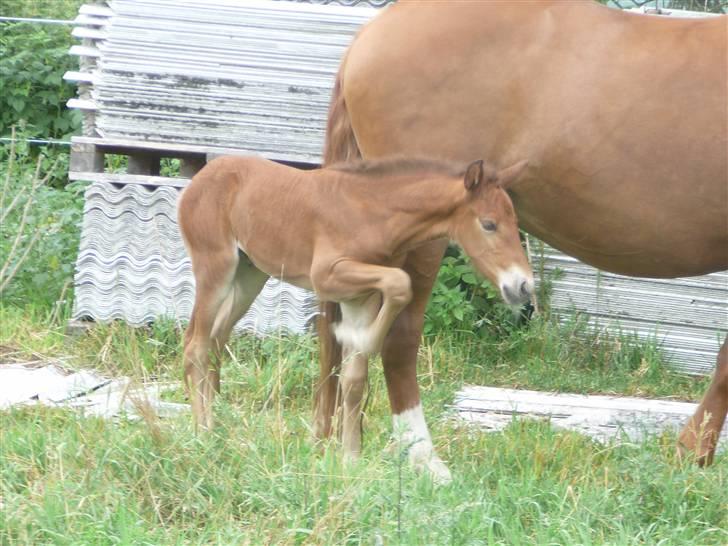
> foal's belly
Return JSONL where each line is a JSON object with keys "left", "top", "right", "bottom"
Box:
{"left": 237, "top": 242, "right": 315, "bottom": 291}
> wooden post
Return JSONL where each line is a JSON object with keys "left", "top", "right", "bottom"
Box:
{"left": 127, "top": 153, "right": 161, "bottom": 175}
{"left": 70, "top": 142, "right": 104, "bottom": 173}
{"left": 180, "top": 156, "right": 206, "bottom": 178}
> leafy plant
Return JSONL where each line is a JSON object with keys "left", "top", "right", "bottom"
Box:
{"left": 0, "top": 0, "right": 83, "bottom": 20}
{"left": 0, "top": 0, "right": 84, "bottom": 140}
{"left": 424, "top": 245, "right": 514, "bottom": 336}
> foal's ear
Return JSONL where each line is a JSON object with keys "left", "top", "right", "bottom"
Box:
{"left": 496, "top": 160, "right": 529, "bottom": 189}
{"left": 464, "top": 160, "right": 484, "bottom": 191}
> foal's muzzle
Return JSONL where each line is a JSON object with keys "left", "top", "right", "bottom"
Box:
{"left": 499, "top": 268, "right": 534, "bottom": 306}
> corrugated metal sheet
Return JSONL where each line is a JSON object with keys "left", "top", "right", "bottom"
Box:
{"left": 74, "top": 180, "right": 318, "bottom": 332}
{"left": 66, "top": 0, "right": 726, "bottom": 375}
{"left": 608, "top": 0, "right": 727, "bottom": 13}
{"left": 87, "top": 0, "right": 380, "bottom": 163}
{"left": 533, "top": 241, "right": 727, "bottom": 375}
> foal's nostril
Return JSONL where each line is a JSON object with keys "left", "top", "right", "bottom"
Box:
{"left": 520, "top": 280, "right": 530, "bottom": 297}
{"left": 502, "top": 284, "right": 520, "bottom": 306}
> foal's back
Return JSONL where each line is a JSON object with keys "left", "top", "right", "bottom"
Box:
{"left": 179, "top": 156, "right": 324, "bottom": 285}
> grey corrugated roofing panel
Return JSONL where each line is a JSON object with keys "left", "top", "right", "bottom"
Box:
{"left": 80, "top": 0, "right": 379, "bottom": 162}
{"left": 532, "top": 239, "right": 727, "bottom": 375}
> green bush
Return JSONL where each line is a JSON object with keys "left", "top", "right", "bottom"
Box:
{"left": 0, "top": 0, "right": 84, "bottom": 140}
{"left": 424, "top": 245, "right": 517, "bottom": 336}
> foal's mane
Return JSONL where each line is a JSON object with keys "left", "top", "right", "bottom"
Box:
{"left": 329, "top": 156, "right": 468, "bottom": 179}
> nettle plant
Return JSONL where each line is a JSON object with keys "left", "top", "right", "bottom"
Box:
{"left": 0, "top": 18, "right": 82, "bottom": 139}
{"left": 424, "top": 245, "right": 515, "bottom": 336}
{"left": 0, "top": 131, "right": 85, "bottom": 307}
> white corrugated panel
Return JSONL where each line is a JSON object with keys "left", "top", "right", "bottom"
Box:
{"left": 90, "top": 0, "right": 380, "bottom": 162}
{"left": 533, "top": 241, "right": 727, "bottom": 375}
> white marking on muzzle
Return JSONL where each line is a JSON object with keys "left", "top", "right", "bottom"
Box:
{"left": 498, "top": 265, "right": 534, "bottom": 306}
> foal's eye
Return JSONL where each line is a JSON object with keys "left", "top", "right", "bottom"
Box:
{"left": 481, "top": 220, "right": 497, "bottom": 232}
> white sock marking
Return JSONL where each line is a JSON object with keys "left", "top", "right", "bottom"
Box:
{"left": 392, "top": 404, "right": 452, "bottom": 484}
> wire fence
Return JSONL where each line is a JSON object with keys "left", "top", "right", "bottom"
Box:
{"left": 0, "top": 16, "right": 75, "bottom": 25}
{"left": 0, "top": 137, "right": 71, "bottom": 147}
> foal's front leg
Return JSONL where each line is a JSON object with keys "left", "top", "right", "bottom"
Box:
{"left": 313, "top": 260, "right": 413, "bottom": 460}
{"left": 314, "top": 260, "right": 413, "bottom": 356}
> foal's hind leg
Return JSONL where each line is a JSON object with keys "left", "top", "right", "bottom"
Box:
{"left": 208, "top": 256, "right": 269, "bottom": 393}
{"left": 678, "top": 334, "right": 728, "bottom": 465}
{"left": 184, "top": 249, "right": 239, "bottom": 430}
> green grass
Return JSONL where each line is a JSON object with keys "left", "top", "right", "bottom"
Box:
{"left": 1, "top": 304, "right": 724, "bottom": 545}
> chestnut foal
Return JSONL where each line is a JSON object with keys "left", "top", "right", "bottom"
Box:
{"left": 177, "top": 155, "right": 533, "bottom": 479}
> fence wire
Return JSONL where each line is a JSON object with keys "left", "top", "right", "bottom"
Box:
{"left": 0, "top": 16, "right": 74, "bottom": 25}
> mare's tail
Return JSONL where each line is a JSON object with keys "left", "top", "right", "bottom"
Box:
{"left": 313, "top": 48, "right": 362, "bottom": 439}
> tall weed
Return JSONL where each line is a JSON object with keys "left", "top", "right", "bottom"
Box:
{"left": 0, "top": 134, "right": 84, "bottom": 307}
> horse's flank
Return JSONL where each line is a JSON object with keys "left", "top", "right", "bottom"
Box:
{"left": 343, "top": 0, "right": 727, "bottom": 277}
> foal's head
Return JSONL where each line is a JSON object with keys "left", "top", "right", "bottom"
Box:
{"left": 452, "top": 160, "right": 534, "bottom": 306}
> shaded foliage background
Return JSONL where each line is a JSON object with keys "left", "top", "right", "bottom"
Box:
{"left": 0, "top": 1, "right": 85, "bottom": 141}
{"left": 1, "top": 1, "right": 85, "bottom": 307}
{"left": 0, "top": 136, "right": 85, "bottom": 307}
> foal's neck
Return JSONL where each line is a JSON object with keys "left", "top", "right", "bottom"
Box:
{"left": 370, "top": 173, "right": 467, "bottom": 253}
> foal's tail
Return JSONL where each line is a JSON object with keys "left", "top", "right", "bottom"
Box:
{"left": 313, "top": 47, "right": 362, "bottom": 440}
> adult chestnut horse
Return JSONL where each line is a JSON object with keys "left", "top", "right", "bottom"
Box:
{"left": 178, "top": 154, "right": 532, "bottom": 473}
{"left": 315, "top": 0, "right": 727, "bottom": 479}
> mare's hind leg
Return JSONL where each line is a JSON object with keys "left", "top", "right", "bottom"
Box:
{"left": 678, "top": 334, "right": 728, "bottom": 465}
{"left": 208, "top": 255, "right": 269, "bottom": 393}
{"left": 184, "top": 249, "right": 239, "bottom": 430}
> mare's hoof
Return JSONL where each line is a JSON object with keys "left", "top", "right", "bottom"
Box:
{"left": 420, "top": 457, "right": 453, "bottom": 486}
{"left": 676, "top": 437, "right": 714, "bottom": 467}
